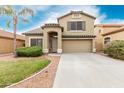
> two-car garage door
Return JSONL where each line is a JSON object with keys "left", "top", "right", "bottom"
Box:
{"left": 62, "top": 39, "right": 92, "bottom": 53}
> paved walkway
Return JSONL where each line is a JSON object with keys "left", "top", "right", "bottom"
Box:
{"left": 53, "top": 53, "right": 124, "bottom": 88}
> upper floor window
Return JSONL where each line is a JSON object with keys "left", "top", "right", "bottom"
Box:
{"left": 67, "top": 21, "right": 86, "bottom": 31}
{"left": 104, "top": 37, "right": 110, "bottom": 44}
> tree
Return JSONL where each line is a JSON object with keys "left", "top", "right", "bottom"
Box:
{"left": 0, "top": 5, "right": 34, "bottom": 57}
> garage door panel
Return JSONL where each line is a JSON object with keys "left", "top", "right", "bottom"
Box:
{"left": 62, "top": 39, "right": 92, "bottom": 53}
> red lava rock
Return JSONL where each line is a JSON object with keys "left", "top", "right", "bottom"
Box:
{"left": 45, "top": 71, "right": 48, "bottom": 73}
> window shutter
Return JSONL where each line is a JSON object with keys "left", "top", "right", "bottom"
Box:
{"left": 71, "top": 22, "right": 76, "bottom": 30}
{"left": 77, "top": 21, "right": 82, "bottom": 30}
{"left": 67, "top": 22, "right": 71, "bottom": 31}
{"left": 68, "top": 21, "right": 86, "bottom": 31}
{"left": 82, "top": 21, "right": 86, "bottom": 31}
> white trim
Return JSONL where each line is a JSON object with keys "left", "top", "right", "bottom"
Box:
{"left": 29, "top": 37, "right": 43, "bottom": 47}
{"left": 57, "top": 49, "right": 62, "bottom": 53}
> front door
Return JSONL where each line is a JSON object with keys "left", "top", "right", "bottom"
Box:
{"left": 51, "top": 37, "right": 57, "bottom": 53}
{"left": 48, "top": 32, "right": 58, "bottom": 53}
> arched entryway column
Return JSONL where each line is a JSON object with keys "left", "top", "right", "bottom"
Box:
{"left": 42, "top": 26, "right": 62, "bottom": 53}
{"left": 57, "top": 31, "right": 62, "bottom": 53}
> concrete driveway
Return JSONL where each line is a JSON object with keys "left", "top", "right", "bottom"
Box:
{"left": 53, "top": 53, "right": 124, "bottom": 88}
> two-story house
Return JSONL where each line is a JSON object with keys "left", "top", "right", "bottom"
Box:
{"left": 23, "top": 11, "right": 96, "bottom": 53}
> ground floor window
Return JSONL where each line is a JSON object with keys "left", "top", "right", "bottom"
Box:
{"left": 104, "top": 37, "right": 110, "bottom": 44}
{"left": 30, "top": 38, "right": 42, "bottom": 47}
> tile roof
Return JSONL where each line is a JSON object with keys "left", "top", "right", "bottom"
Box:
{"left": 95, "top": 24, "right": 124, "bottom": 27}
{"left": 0, "top": 30, "right": 25, "bottom": 40}
{"left": 62, "top": 35, "right": 96, "bottom": 38}
{"left": 41, "top": 23, "right": 63, "bottom": 29}
{"left": 102, "top": 26, "right": 124, "bottom": 36}
{"left": 23, "top": 28, "right": 43, "bottom": 35}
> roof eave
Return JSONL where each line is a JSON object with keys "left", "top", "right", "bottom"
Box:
{"left": 62, "top": 35, "right": 96, "bottom": 38}
{"left": 23, "top": 33, "right": 43, "bottom": 35}
{"left": 95, "top": 24, "right": 124, "bottom": 27}
{"left": 41, "top": 24, "right": 63, "bottom": 29}
{"left": 102, "top": 29, "right": 124, "bottom": 36}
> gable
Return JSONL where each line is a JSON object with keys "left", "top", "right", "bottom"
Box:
{"left": 57, "top": 11, "right": 96, "bottom": 22}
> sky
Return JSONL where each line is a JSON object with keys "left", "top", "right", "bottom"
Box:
{"left": 0, "top": 5, "right": 124, "bottom": 34}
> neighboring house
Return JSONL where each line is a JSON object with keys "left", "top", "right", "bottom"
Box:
{"left": 23, "top": 11, "right": 96, "bottom": 53}
{"left": 94, "top": 24, "right": 124, "bottom": 52}
{"left": 0, "top": 30, "right": 25, "bottom": 54}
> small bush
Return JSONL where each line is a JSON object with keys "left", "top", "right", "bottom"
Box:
{"left": 104, "top": 40, "right": 124, "bottom": 60}
{"left": 16, "top": 46, "right": 42, "bottom": 57}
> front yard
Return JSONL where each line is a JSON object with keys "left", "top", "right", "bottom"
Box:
{"left": 0, "top": 58, "right": 50, "bottom": 87}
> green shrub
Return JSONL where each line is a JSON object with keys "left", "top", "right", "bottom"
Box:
{"left": 104, "top": 40, "right": 124, "bottom": 60}
{"left": 16, "top": 46, "right": 42, "bottom": 57}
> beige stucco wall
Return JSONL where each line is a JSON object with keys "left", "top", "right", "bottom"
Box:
{"left": 25, "top": 36, "right": 30, "bottom": 47}
{"left": 58, "top": 13, "right": 95, "bottom": 35}
{"left": 0, "top": 37, "right": 24, "bottom": 54}
{"left": 94, "top": 26, "right": 104, "bottom": 52}
{"left": 94, "top": 26, "right": 123, "bottom": 52}
{"left": 102, "top": 27, "right": 121, "bottom": 34}
{"left": 104, "top": 30, "right": 124, "bottom": 46}
{"left": 94, "top": 26, "right": 122, "bottom": 35}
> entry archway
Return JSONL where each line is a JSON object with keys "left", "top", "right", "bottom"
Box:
{"left": 48, "top": 32, "right": 58, "bottom": 53}
{"left": 42, "top": 24, "right": 62, "bottom": 53}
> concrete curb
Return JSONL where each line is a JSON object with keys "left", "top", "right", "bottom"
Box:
{"left": 6, "top": 60, "right": 52, "bottom": 88}
{"left": 0, "top": 53, "right": 13, "bottom": 57}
